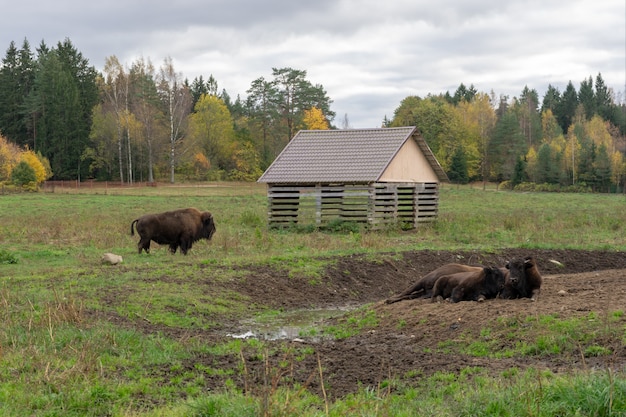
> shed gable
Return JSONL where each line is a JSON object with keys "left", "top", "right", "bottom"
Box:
{"left": 378, "top": 136, "right": 439, "bottom": 183}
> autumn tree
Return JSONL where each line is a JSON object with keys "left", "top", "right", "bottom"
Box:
{"left": 456, "top": 93, "right": 495, "bottom": 184}
{"left": 0, "top": 134, "right": 21, "bottom": 181}
{"left": 303, "top": 107, "right": 329, "bottom": 130}
{"left": 101, "top": 56, "right": 131, "bottom": 182}
{"left": 84, "top": 104, "right": 118, "bottom": 180}
{"left": 189, "top": 94, "right": 236, "bottom": 172}
{"left": 513, "top": 86, "right": 541, "bottom": 147}
{"left": 21, "top": 148, "right": 51, "bottom": 184}
{"left": 129, "top": 56, "right": 163, "bottom": 183}
{"left": 0, "top": 134, "right": 51, "bottom": 187}
{"left": 390, "top": 95, "right": 467, "bottom": 172}
{"left": 271, "top": 67, "right": 334, "bottom": 143}
{"left": 158, "top": 57, "right": 192, "bottom": 183}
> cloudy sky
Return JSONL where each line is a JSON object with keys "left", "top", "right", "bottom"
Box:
{"left": 2, "top": 0, "right": 624, "bottom": 127}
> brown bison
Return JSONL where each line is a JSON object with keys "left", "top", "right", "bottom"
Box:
{"left": 385, "top": 263, "right": 483, "bottom": 304}
{"left": 431, "top": 266, "right": 506, "bottom": 303}
{"left": 130, "top": 208, "right": 216, "bottom": 255}
{"left": 500, "top": 256, "right": 542, "bottom": 301}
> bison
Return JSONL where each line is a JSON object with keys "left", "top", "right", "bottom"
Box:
{"left": 500, "top": 256, "right": 542, "bottom": 301}
{"left": 431, "top": 266, "right": 506, "bottom": 303}
{"left": 385, "top": 263, "right": 483, "bottom": 304}
{"left": 130, "top": 208, "right": 216, "bottom": 255}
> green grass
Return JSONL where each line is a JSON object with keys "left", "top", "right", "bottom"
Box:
{"left": 1, "top": 182, "right": 626, "bottom": 415}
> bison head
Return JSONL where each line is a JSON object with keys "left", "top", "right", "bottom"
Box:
{"left": 505, "top": 256, "right": 533, "bottom": 286}
{"left": 484, "top": 267, "right": 505, "bottom": 291}
{"left": 201, "top": 212, "right": 217, "bottom": 240}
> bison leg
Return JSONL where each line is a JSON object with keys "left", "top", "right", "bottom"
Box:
{"left": 385, "top": 289, "right": 425, "bottom": 304}
{"left": 138, "top": 237, "right": 151, "bottom": 254}
{"left": 180, "top": 242, "right": 192, "bottom": 255}
{"left": 169, "top": 244, "right": 178, "bottom": 254}
{"left": 430, "top": 290, "right": 441, "bottom": 303}
{"left": 530, "top": 288, "right": 540, "bottom": 302}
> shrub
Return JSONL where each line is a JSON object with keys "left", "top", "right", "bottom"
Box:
{"left": 11, "top": 161, "right": 37, "bottom": 189}
{"left": 21, "top": 149, "right": 51, "bottom": 183}
{"left": 499, "top": 180, "right": 513, "bottom": 190}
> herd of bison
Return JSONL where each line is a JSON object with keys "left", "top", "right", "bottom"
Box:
{"left": 111, "top": 219, "right": 626, "bottom": 400}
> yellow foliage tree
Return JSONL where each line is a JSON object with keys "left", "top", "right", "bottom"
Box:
{"left": 21, "top": 149, "right": 49, "bottom": 184}
{"left": 525, "top": 147, "right": 538, "bottom": 182}
{"left": 0, "top": 135, "right": 22, "bottom": 182}
{"left": 610, "top": 150, "right": 625, "bottom": 187}
{"left": 193, "top": 152, "right": 211, "bottom": 179}
{"left": 585, "top": 115, "right": 613, "bottom": 151}
{"left": 189, "top": 94, "right": 236, "bottom": 170}
{"left": 303, "top": 107, "right": 329, "bottom": 130}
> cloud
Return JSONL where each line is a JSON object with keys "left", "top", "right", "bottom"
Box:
{"left": 1, "top": 0, "right": 624, "bottom": 127}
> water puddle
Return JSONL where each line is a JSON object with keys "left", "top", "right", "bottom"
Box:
{"left": 227, "top": 305, "right": 356, "bottom": 341}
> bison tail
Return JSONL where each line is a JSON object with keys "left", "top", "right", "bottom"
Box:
{"left": 130, "top": 219, "right": 138, "bottom": 236}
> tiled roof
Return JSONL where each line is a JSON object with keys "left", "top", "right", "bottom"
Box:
{"left": 257, "top": 126, "right": 448, "bottom": 184}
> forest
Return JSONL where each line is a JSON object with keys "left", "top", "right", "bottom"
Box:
{"left": 0, "top": 37, "right": 625, "bottom": 192}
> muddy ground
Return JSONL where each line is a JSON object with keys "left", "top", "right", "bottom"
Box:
{"left": 101, "top": 249, "right": 626, "bottom": 400}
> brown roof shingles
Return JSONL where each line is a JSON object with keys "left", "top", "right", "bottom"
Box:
{"left": 258, "top": 126, "right": 447, "bottom": 184}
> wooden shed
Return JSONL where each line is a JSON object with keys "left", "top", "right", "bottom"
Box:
{"left": 257, "top": 126, "right": 449, "bottom": 230}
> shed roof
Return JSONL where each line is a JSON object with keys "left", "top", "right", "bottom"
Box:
{"left": 257, "top": 126, "right": 448, "bottom": 184}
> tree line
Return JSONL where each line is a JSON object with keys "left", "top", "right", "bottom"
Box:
{"left": 389, "top": 77, "right": 626, "bottom": 192}
{"left": 1, "top": 37, "right": 625, "bottom": 192}
{"left": 0, "top": 38, "right": 334, "bottom": 183}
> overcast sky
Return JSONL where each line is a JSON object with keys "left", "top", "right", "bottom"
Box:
{"left": 2, "top": 0, "right": 624, "bottom": 128}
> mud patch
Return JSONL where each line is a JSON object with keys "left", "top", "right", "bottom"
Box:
{"left": 96, "top": 249, "right": 626, "bottom": 399}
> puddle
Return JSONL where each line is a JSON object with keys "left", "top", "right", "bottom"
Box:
{"left": 227, "top": 306, "right": 356, "bottom": 341}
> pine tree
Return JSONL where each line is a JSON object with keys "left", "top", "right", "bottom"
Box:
{"left": 557, "top": 81, "right": 579, "bottom": 134}
{"left": 578, "top": 76, "right": 595, "bottom": 119}
{"left": 0, "top": 40, "right": 34, "bottom": 146}
{"left": 448, "top": 147, "right": 469, "bottom": 184}
{"left": 511, "top": 156, "right": 527, "bottom": 187}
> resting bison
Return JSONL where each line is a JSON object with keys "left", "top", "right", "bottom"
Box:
{"left": 500, "top": 256, "right": 542, "bottom": 301}
{"left": 431, "top": 266, "right": 506, "bottom": 303}
{"left": 385, "top": 263, "right": 483, "bottom": 304}
{"left": 130, "top": 208, "right": 216, "bottom": 255}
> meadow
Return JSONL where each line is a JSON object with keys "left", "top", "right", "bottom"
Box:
{"left": 1, "top": 182, "right": 625, "bottom": 416}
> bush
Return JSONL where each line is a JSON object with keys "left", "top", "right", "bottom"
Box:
{"left": 510, "top": 182, "right": 593, "bottom": 193}
{"left": 11, "top": 161, "right": 37, "bottom": 189}
{"left": 499, "top": 180, "right": 513, "bottom": 190}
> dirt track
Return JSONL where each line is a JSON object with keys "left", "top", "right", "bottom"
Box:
{"left": 100, "top": 249, "right": 626, "bottom": 399}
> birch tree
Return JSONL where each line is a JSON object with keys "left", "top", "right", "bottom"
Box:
{"left": 158, "top": 57, "right": 191, "bottom": 183}
{"left": 102, "top": 56, "right": 129, "bottom": 182}
{"left": 130, "top": 57, "right": 162, "bottom": 183}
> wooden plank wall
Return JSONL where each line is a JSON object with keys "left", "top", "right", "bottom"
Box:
{"left": 266, "top": 182, "right": 439, "bottom": 229}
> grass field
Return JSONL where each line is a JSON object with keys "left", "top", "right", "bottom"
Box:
{"left": 1, "top": 182, "right": 625, "bottom": 416}
{"left": 4, "top": 182, "right": 626, "bottom": 266}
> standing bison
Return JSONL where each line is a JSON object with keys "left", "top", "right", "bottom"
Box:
{"left": 130, "top": 208, "right": 216, "bottom": 255}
